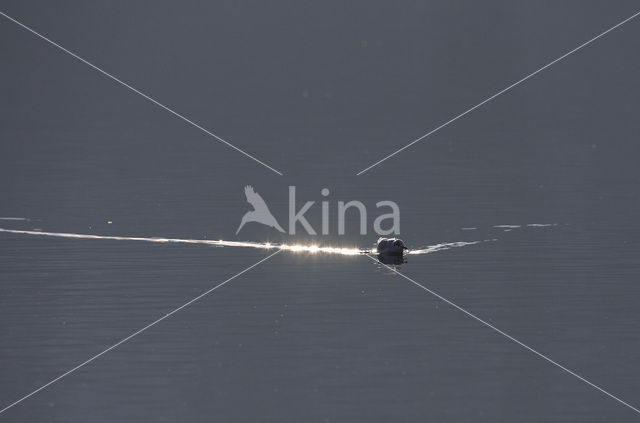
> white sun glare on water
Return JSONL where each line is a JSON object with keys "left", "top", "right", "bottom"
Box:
{"left": 0, "top": 228, "right": 496, "bottom": 256}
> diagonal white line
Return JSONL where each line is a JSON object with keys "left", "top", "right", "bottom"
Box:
{"left": 0, "top": 11, "right": 283, "bottom": 176}
{"left": 357, "top": 10, "right": 640, "bottom": 175}
{"left": 0, "top": 249, "right": 281, "bottom": 415}
{"left": 365, "top": 254, "right": 640, "bottom": 415}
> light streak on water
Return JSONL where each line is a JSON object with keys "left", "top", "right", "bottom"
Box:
{"left": 0, "top": 228, "right": 364, "bottom": 255}
{"left": 0, "top": 228, "right": 493, "bottom": 256}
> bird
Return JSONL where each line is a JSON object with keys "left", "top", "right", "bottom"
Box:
{"left": 376, "top": 237, "right": 408, "bottom": 255}
{"left": 236, "top": 186, "right": 285, "bottom": 234}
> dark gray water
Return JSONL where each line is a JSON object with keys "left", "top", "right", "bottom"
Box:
{"left": 2, "top": 1, "right": 640, "bottom": 421}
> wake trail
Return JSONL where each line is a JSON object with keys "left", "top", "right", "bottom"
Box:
{"left": 407, "top": 240, "right": 496, "bottom": 255}
{"left": 0, "top": 228, "right": 491, "bottom": 256}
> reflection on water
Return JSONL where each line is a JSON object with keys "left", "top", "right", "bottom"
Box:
{"left": 376, "top": 253, "right": 407, "bottom": 265}
{"left": 0, "top": 228, "right": 363, "bottom": 255}
{"left": 0, "top": 228, "right": 491, "bottom": 258}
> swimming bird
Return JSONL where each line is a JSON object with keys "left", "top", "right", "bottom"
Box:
{"left": 376, "top": 237, "right": 408, "bottom": 255}
{"left": 236, "top": 185, "right": 285, "bottom": 234}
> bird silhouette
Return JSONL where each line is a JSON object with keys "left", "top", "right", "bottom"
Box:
{"left": 236, "top": 186, "right": 285, "bottom": 234}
